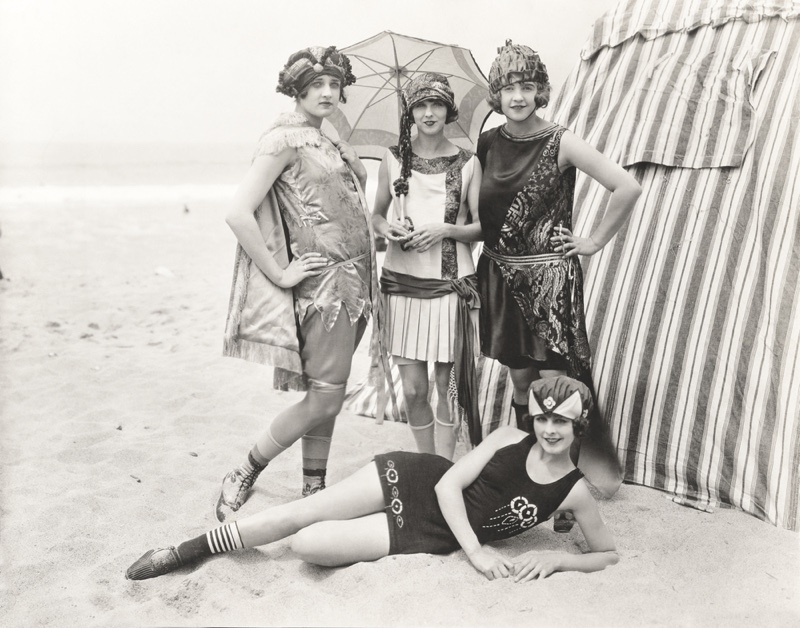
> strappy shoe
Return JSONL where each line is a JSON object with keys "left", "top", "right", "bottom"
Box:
{"left": 125, "top": 546, "right": 183, "bottom": 580}
{"left": 214, "top": 465, "right": 261, "bottom": 522}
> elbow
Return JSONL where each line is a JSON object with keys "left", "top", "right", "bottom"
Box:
{"left": 626, "top": 176, "right": 643, "bottom": 201}
{"left": 224, "top": 211, "right": 238, "bottom": 229}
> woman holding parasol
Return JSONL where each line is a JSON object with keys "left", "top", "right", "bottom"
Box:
{"left": 371, "top": 72, "right": 483, "bottom": 459}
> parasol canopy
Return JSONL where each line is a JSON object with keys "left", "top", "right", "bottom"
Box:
{"left": 324, "top": 31, "right": 492, "bottom": 160}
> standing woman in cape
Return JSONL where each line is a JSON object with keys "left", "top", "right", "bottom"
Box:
{"left": 476, "top": 42, "right": 641, "bottom": 497}
{"left": 218, "top": 46, "right": 385, "bottom": 522}
{"left": 371, "top": 73, "right": 483, "bottom": 458}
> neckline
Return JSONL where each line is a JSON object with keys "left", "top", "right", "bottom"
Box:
{"left": 521, "top": 435, "right": 579, "bottom": 485}
{"left": 412, "top": 147, "right": 465, "bottom": 161}
{"left": 500, "top": 123, "right": 558, "bottom": 142}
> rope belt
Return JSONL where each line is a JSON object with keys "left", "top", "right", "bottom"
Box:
{"left": 482, "top": 247, "right": 565, "bottom": 266}
{"left": 319, "top": 251, "right": 368, "bottom": 271}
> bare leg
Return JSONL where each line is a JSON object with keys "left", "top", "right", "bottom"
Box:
{"left": 397, "top": 361, "right": 435, "bottom": 455}
{"left": 259, "top": 385, "right": 345, "bottom": 457}
{"left": 237, "top": 461, "right": 386, "bottom": 547}
{"left": 127, "top": 462, "right": 388, "bottom": 580}
{"left": 508, "top": 365, "right": 538, "bottom": 404}
{"left": 292, "top": 513, "right": 390, "bottom": 566}
{"left": 433, "top": 362, "right": 456, "bottom": 460}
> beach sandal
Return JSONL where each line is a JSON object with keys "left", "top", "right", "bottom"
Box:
{"left": 553, "top": 511, "right": 575, "bottom": 533}
{"left": 214, "top": 465, "right": 260, "bottom": 523}
{"left": 125, "top": 546, "right": 183, "bottom": 580}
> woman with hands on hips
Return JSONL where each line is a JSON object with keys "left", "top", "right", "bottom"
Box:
{"left": 372, "top": 72, "right": 484, "bottom": 458}
{"left": 126, "top": 376, "right": 617, "bottom": 581}
{"left": 476, "top": 41, "right": 641, "bottom": 498}
{"left": 216, "top": 45, "right": 384, "bottom": 523}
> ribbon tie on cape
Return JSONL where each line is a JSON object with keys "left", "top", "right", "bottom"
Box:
{"left": 380, "top": 268, "right": 482, "bottom": 445}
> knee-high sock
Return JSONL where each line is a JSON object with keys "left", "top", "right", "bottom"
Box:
{"left": 302, "top": 424, "right": 334, "bottom": 495}
{"left": 252, "top": 423, "right": 291, "bottom": 467}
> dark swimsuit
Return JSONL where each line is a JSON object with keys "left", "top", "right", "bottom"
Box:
{"left": 374, "top": 434, "right": 584, "bottom": 555}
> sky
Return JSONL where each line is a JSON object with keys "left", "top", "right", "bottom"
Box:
{"left": 0, "top": 0, "right": 620, "bottom": 146}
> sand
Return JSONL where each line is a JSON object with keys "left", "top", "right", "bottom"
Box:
{"left": 1, "top": 196, "right": 798, "bottom": 627}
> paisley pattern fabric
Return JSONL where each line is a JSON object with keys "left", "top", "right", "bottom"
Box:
{"left": 477, "top": 124, "right": 591, "bottom": 377}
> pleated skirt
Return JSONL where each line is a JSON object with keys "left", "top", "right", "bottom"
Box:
{"left": 386, "top": 292, "right": 479, "bottom": 363}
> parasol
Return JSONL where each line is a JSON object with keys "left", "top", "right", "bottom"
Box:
{"left": 324, "top": 31, "right": 492, "bottom": 160}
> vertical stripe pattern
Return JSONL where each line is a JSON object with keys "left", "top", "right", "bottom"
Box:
{"left": 539, "top": 0, "right": 800, "bottom": 529}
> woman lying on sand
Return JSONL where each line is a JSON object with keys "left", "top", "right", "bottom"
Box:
{"left": 126, "top": 376, "right": 617, "bottom": 582}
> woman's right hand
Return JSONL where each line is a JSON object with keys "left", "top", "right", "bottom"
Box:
{"left": 277, "top": 252, "right": 328, "bottom": 288}
{"left": 466, "top": 546, "right": 513, "bottom": 581}
{"left": 381, "top": 218, "right": 412, "bottom": 242}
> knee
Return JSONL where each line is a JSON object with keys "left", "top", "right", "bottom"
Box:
{"left": 402, "top": 379, "right": 429, "bottom": 408}
{"left": 306, "top": 385, "right": 346, "bottom": 422}
{"left": 291, "top": 523, "right": 340, "bottom": 567}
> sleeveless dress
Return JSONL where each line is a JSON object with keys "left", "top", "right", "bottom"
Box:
{"left": 476, "top": 123, "right": 592, "bottom": 377}
{"left": 382, "top": 146, "right": 480, "bottom": 362}
{"left": 374, "top": 434, "right": 584, "bottom": 555}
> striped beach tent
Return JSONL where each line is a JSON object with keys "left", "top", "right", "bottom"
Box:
{"left": 543, "top": 0, "right": 800, "bottom": 529}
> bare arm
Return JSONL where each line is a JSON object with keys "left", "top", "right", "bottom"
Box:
{"left": 225, "top": 149, "right": 327, "bottom": 288}
{"left": 511, "top": 479, "right": 618, "bottom": 581}
{"left": 434, "top": 427, "right": 523, "bottom": 579}
{"left": 553, "top": 131, "right": 641, "bottom": 257}
{"left": 406, "top": 159, "right": 484, "bottom": 252}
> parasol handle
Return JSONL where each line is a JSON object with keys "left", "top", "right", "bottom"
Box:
{"left": 396, "top": 194, "right": 406, "bottom": 222}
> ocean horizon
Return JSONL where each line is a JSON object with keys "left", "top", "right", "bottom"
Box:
{"left": 0, "top": 142, "right": 381, "bottom": 204}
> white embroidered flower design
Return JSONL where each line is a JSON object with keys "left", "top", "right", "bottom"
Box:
{"left": 543, "top": 396, "right": 556, "bottom": 410}
{"left": 509, "top": 496, "right": 538, "bottom": 529}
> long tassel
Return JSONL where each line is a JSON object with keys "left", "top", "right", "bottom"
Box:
{"left": 450, "top": 277, "right": 481, "bottom": 446}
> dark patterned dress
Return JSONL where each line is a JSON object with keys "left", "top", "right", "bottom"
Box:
{"left": 476, "top": 124, "right": 592, "bottom": 378}
{"left": 374, "top": 434, "right": 584, "bottom": 555}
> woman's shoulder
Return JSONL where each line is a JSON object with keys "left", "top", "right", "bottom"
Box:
{"left": 253, "top": 112, "right": 322, "bottom": 159}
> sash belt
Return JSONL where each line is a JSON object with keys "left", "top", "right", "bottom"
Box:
{"left": 380, "top": 268, "right": 482, "bottom": 446}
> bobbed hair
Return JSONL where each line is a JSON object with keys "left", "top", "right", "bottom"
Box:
{"left": 486, "top": 79, "right": 551, "bottom": 114}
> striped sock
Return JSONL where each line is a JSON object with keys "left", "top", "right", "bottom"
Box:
{"left": 174, "top": 522, "right": 244, "bottom": 565}
{"left": 206, "top": 522, "right": 244, "bottom": 554}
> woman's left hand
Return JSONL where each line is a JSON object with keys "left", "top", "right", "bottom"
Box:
{"left": 550, "top": 227, "right": 600, "bottom": 258}
{"left": 333, "top": 139, "right": 358, "bottom": 165}
{"left": 511, "top": 552, "right": 563, "bottom": 582}
{"left": 405, "top": 223, "right": 451, "bottom": 252}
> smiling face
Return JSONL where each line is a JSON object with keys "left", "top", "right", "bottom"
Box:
{"left": 411, "top": 98, "right": 449, "bottom": 136}
{"left": 296, "top": 74, "right": 341, "bottom": 125}
{"left": 532, "top": 413, "right": 576, "bottom": 456}
{"left": 499, "top": 73, "right": 539, "bottom": 123}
